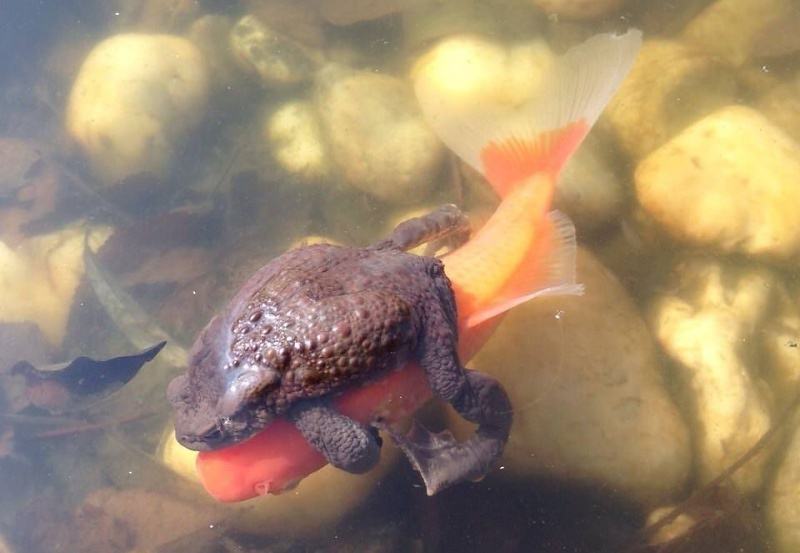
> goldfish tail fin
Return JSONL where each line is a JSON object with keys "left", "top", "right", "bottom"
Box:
{"left": 416, "top": 29, "right": 642, "bottom": 197}
{"left": 466, "top": 210, "right": 583, "bottom": 328}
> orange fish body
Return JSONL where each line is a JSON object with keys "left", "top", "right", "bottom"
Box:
{"left": 195, "top": 30, "right": 642, "bottom": 502}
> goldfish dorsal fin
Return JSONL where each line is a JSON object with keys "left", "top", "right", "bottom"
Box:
{"left": 466, "top": 210, "right": 583, "bottom": 328}
{"left": 416, "top": 30, "right": 642, "bottom": 196}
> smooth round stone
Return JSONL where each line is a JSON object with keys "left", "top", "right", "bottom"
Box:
{"left": 265, "top": 100, "right": 331, "bottom": 183}
{"left": 230, "top": 15, "right": 320, "bottom": 88}
{"left": 682, "top": 0, "right": 795, "bottom": 67}
{"left": 603, "top": 39, "right": 737, "bottom": 160}
{"left": 768, "top": 415, "right": 800, "bottom": 553}
{"left": 315, "top": 65, "right": 444, "bottom": 204}
{"left": 66, "top": 33, "right": 209, "bottom": 186}
{"left": 556, "top": 132, "right": 624, "bottom": 231}
{"left": 531, "top": 0, "right": 626, "bottom": 20}
{"left": 635, "top": 105, "right": 800, "bottom": 260}
{"left": 448, "top": 247, "right": 691, "bottom": 506}
{"left": 649, "top": 257, "right": 776, "bottom": 494}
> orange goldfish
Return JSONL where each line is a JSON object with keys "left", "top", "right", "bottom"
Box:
{"left": 193, "top": 30, "right": 642, "bottom": 502}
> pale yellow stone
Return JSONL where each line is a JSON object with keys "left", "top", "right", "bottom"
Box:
{"left": 411, "top": 34, "right": 553, "bottom": 114}
{"left": 447, "top": 248, "right": 691, "bottom": 506}
{"left": 404, "top": 0, "right": 544, "bottom": 52}
{"left": 287, "top": 235, "right": 341, "bottom": 250}
{"left": 603, "top": 39, "right": 736, "bottom": 159}
{"left": 635, "top": 106, "right": 800, "bottom": 260}
{"left": 266, "top": 101, "right": 331, "bottom": 182}
{"left": 682, "top": 0, "right": 794, "bottom": 67}
{"left": 159, "top": 427, "right": 399, "bottom": 536}
{"left": 768, "top": 414, "right": 800, "bottom": 553}
{"left": 316, "top": 66, "right": 444, "bottom": 204}
{"left": 649, "top": 258, "right": 774, "bottom": 493}
{"left": 532, "top": 0, "right": 624, "bottom": 20}
{"left": 557, "top": 132, "right": 623, "bottom": 231}
{"left": 188, "top": 15, "right": 245, "bottom": 96}
{"left": 761, "top": 286, "right": 800, "bottom": 411}
{"left": 758, "top": 71, "right": 800, "bottom": 145}
{"left": 230, "top": 15, "right": 319, "bottom": 88}
{"left": 66, "top": 34, "right": 209, "bottom": 186}
{"left": 0, "top": 225, "right": 111, "bottom": 345}
{"left": 312, "top": 0, "right": 402, "bottom": 25}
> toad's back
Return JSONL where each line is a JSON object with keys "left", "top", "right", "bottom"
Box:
{"left": 219, "top": 243, "right": 453, "bottom": 414}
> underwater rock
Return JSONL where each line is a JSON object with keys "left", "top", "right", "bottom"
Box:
{"left": 312, "top": 0, "right": 403, "bottom": 26}
{"left": 556, "top": 132, "right": 624, "bottom": 231}
{"left": 158, "top": 427, "right": 400, "bottom": 536}
{"left": 411, "top": 34, "right": 554, "bottom": 120}
{"left": 66, "top": 33, "right": 209, "bottom": 187}
{"left": 188, "top": 15, "right": 248, "bottom": 98}
{"left": 767, "top": 413, "right": 800, "bottom": 553}
{"left": 682, "top": 0, "right": 795, "bottom": 67}
{"left": 448, "top": 247, "right": 691, "bottom": 506}
{"left": 107, "top": 0, "right": 201, "bottom": 32}
{"left": 603, "top": 39, "right": 737, "bottom": 160}
{"left": 230, "top": 15, "right": 321, "bottom": 89}
{"left": 403, "top": 0, "right": 544, "bottom": 52}
{"left": 288, "top": 234, "right": 342, "bottom": 250}
{"left": 757, "top": 71, "right": 800, "bottom": 145}
{"left": 82, "top": 487, "right": 220, "bottom": 552}
{"left": 531, "top": 0, "right": 625, "bottom": 20}
{"left": 316, "top": 65, "right": 444, "bottom": 204}
{"left": 750, "top": 6, "right": 800, "bottom": 60}
{"left": 649, "top": 257, "right": 775, "bottom": 494}
{"left": 761, "top": 287, "right": 800, "bottom": 411}
{"left": 243, "top": 0, "right": 326, "bottom": 47}
{"left": 265, "top": 100, "right": 331, "bottom": 183}
{"left": 0, "top": 225, "right": 110, "bottom": 345}
{"left": 635, "top": 105, "right": 800, "bottom": 260}
{"left": 0, "top": 138, "right": 62, "bottom": 246}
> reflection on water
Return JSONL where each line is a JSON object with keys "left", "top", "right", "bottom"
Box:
{"left": 1, "top": 0, "right": 800, "bottom": 551}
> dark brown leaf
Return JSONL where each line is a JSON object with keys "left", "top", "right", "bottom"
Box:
{"left": 11, "top": 341, "right": 166, "bottom": 398}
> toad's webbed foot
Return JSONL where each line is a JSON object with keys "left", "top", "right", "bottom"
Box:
{"left": 290, "top": 400, "right": 381, "bottom": 474}
{"left": 387, "top": 368, "right": 512, "bottom": 495}
{"left": 372, "top": 204, "right": 470, "bottom": 253}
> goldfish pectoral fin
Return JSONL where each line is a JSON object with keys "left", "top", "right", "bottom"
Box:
{"left": 416, "top": 29, "right": 642, "bottom": 196}
{"left": 381, "top": 420, "right": 494, "bottom": 496}
{"left": 466, "top": 210, "right": 583, "bottom": 328}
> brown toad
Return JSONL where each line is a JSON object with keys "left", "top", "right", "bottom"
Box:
{"left": 167, "top": 205, "right": 512, "bottom": 493}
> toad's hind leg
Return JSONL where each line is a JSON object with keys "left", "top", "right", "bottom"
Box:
{"left": 387, "top": 349, "right": 512, "bottom": 495}
{"left": 290, "top": 400, "right": 382, "bottom": 474}
{"left": 372, "top": 204, "right": 470, "bottom": 253}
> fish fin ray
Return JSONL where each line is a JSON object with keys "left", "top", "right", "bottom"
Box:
{"left": 466, "top": 210, "right": 583, "bottom": 328}
{"left": 416, "top": 30, "right": 642, "bottom": 196}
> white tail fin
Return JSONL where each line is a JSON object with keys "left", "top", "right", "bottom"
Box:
{"left": 415, "top": 30, "right": 643, "bottom": 191}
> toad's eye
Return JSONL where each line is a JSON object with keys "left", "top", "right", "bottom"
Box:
{"left": 217, "top": 365, "right": 281, "bottom": 416}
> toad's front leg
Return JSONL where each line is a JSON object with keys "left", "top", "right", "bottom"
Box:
{"left": 290, "top": 399, "right": 382, "bottom": 474}
{"left": 372, "top": 203, "right": 470, "bottom": 253}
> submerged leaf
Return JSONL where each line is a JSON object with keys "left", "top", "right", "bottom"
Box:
{"left": 83, "top": 230, "right": 188, "bottom": 368}
{"left": 11, "top": 341, "right": 166, "bottom": 396}
{"left": 7, "top": 342, "right": 167, "bottom": 414}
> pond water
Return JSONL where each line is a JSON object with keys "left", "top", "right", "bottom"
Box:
{"left": 1, "top": 0, "right": 800, "bottom": 552}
